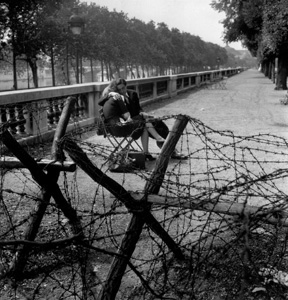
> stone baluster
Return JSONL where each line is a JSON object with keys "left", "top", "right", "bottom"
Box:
{"left": 7, "top": 105, "right": 17, "bottom": 135}
{"left": 73, "top": 95, "right": 80, "bottom": 121}
{"left": 78, "top": 94, "right": 87, "bottom": 119}
{"left": 0, "top": 106, "right": 7, "bottom": 127}
{"left": 47, "top": 100, "right": 55, "bottom": 130}
{"left": 53, "top": 99, "right": 61, "bottom": 126}
{"left": 15, "top": 104, "right": 27, "bottom": 136}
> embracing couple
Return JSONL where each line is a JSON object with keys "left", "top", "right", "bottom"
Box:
{"left": 98, "top": 78, "right": 187, "bottom": 160}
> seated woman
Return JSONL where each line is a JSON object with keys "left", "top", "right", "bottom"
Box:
{"left": 99, "top": 80, "right": 165, "bottom": 160}
{"left": 99, "top": 78, "right": 187, "bottom": 160}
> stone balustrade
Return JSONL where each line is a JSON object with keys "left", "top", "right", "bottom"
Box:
{"left": 0, "top": 68, "right": 242, "bottom": 146}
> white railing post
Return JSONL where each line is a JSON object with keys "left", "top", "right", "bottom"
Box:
{"left": 135, "top": 83, "right": 140, "bottom": 96}
{"left": 153, "top": 82, "right": 157, "bottom": 98}
{"left": 89, "top": 90, "right": 103, "bottom": 120}
{"left": 196, "top": 73, "right": 201, "bottom": 87}
{"left": 168, "top": 75, "right": 177, "bottom": 98}
{"left": 87, "top": 91, "right": 96, "bottom": 119}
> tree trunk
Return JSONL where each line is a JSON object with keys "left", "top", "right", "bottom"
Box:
{"left": 80, "top": 54, "right": 83, "bottom": 83}
{"left": 115, "top": 64, "right": 120, "bottom": 78}
{"left": 66, "top": 43, "right": 70, "bottom": 85}
{"left": 274, "top": 57, "right": 278, "bottom": 86}
{"left": 263, "top": 60, "right": 269, "bottom": 77}
{"left": 90, "top": 57, "right": 94, "bottom": 82}
{"left": 51, "top": 46, "right": 55, "bottom": 86}
{"left": 105, "top": 62, "right": 109, "bottom": 81}
{"left": 135, "top": 65, "right": 140, "bottom": 78}
{"left": 271, "top": 59, "right": 276, "bottom": 84}
{"left": 275, "top": 49, "right": 288, "bottom": 90}
{"left": 141, "top": 65, "right": 145, "bottom": 78}
{"left": 109, "top": 62, "right": 114, "bottom": 80}
{"left": 129, "top": 65, "right": 135, "bottom": 79}
{"left": 29, "top": 59, "right": 38, "bottom": 88}
{"left": 125, "top": 65, "right": 129, "bottom": 78}
{"left": 101, "top": 60, "right": 104, "bottom": 82}
{"left": 12, "top": 48, "right": 17, "bottom": 90}
{"left": 146, "top": 66, "right": 150, "bottom": 77}
{"left": 268, "top": 60, "right": 273, "bottom": 80}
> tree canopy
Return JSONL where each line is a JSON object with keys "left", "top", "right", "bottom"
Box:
{"left": 0, "top": 0, "right": 77, "bottom": 88}
{"left": 0, "top": 0, "right": 250, "bottom": 89}
{"left": 211, "top": 0, "right": 288, "bottom": 89}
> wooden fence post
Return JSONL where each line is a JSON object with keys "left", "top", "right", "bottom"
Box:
{"left": 62, "top": 114, "right": 189, "bottom": 299}
{"left": 0, "top": 98, "right": 87, "bottom": 281}
{"left": 145, "top": 114, "right": 189, "bottom": 194}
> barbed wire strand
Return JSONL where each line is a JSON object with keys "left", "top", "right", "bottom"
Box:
{"left": 1, "top": 110, "right": 288, "bottom": 299}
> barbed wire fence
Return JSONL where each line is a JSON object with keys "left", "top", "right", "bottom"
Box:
{"left": 0, "top": 100, "right": 288, "bottom": 299}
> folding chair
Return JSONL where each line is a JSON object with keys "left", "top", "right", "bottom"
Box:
{"left": 217, "top": 76, "right": 228, "bottom": 89}
{"left": 209, "top": 76, "right": 228, "bottom": 90}
{"left": 98, "top": 107, "right": 144, "bottom": 171}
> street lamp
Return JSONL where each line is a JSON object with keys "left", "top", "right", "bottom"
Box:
{"left": 68, "top": 9, "right": 85, "bottom": 84}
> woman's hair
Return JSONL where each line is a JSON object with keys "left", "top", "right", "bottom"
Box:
{"left": 102, "top": 78, "right": 127, "bottom": 98}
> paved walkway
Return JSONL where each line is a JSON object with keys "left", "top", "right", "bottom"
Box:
{"left": 89, "top": 69, "right": 288, "bottom": 147}
{"left": 143, "top": 68, "right": 288, "bottom": 139}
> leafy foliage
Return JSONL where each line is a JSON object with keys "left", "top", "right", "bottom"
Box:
{"left": 0, "top": 0, "right": 249, "bottom": 88}
{"left": 211, "top": 0, "right": 288, "bottom": 89}
{"left": 0, "top": 0, "right": 77, "bottom": 87}
{"left": 262, "top": 0, "right": 288, "bottom": 54}
{"left": 211, "top": 0, "right": 264, "bottom": 56}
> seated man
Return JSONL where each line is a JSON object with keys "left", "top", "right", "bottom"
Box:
{"left": 99, "top": 78, "right": 187, "bottom": 160}
{"left": 99, "top": 81, "right": 166, "bottom": 160}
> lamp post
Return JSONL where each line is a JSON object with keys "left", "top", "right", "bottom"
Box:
{"left": 68, "top": 9, "right": 85, "bottom": 84}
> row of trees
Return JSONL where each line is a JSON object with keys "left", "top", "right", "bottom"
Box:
{"left": 211, "top": 0, "right": 288, "bottom": 90}
{"left": 0, "top": 0, "right": 249, "bottom": 90}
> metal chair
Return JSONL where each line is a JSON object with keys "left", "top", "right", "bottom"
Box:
{"left": 97, "top": 107, "right": 144, "bottom": 171}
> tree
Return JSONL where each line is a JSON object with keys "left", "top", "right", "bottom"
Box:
{"left": 211, "top": 0, "right": 288, "bottom": 89}
{"left": 261, "top": 0, "right": 288, "bottom": 89}
{"left": 126, "top": 18, "right": 154, "bottom": 78}
{"left": 140, "top": 21, "right": 167, "bottom": 76}
{"left": 38, "top": 16, "right": 66, "bottom": 86}
{"left": 0, "top": 0, "right": 76, "bottom": 89}
{"left": 0, "top": 0, "right": 242, "bottom": 89}
{"left": 80, "top": 3, "right": 105, "bottom": 81}
{"left": 170, "top": 28, "right": 185, "bottom": 73}
{"left": 211, "top": 0, "right": 263, "bottom": 55}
